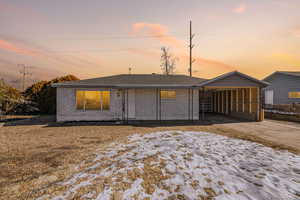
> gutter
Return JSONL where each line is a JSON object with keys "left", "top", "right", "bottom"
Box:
{"left": 51, "top": 83, "right": 202, "bottom": 89}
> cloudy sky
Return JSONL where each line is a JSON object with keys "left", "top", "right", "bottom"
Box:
{"left": 0, "top": 0, "right": 300, "bottom": 85}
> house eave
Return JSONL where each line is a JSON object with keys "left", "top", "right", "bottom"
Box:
{"left": 263, "top": 71, "right": 300, "bottom": 81}
{"left": 52, "top": 83, "right": 202, "bottom": 89}
{"left": 199, "top": 71, "right": 270, "bottom": 87}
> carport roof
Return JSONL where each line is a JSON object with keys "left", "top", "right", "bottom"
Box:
{"left": 198, "top": 71, "right": 269, "bottom": 87}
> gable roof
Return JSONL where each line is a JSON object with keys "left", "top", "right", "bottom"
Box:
{"left": 263, "top": 71, "right": 300, "bottom": 81}
{"left": 198, "top": 71, "right": 269, "bottom": 87}
{"left": 52, "top": 74, "right": 207, "bottom": 88}
{"left": 53, "top": 71, "right": 269, "bottom": 89}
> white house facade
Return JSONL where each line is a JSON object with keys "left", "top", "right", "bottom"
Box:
{"left": 53, "top": 71, "right": 269, "bottom": 122}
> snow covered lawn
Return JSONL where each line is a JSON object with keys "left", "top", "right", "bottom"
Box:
{"left": 38, "top": 131, "right": 300, "bottom": 200}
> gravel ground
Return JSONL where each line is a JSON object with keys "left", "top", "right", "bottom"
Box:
{"left": 36, "top": 131, "right": 300, "bottom": 200}
{"left": 0, "top": 115, "right": 299, "bottom": 200}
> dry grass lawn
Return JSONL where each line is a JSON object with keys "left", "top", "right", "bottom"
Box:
{"left": 0, "top": 115, "right": 299, "bottom": 200}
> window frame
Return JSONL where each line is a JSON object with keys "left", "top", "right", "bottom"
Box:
{"left": 160, "top": 90, "right": 176, "bottom": 100}
{"left": 288, "top": 91, "right": 300, "bottom": 99}
{"left": 75, "top": 90, "right": 111, "bottom": 111}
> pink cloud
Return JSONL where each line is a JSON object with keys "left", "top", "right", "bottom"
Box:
{"left": 195, "top": 57, "right": 235, "bottom": 71}
{"left": 125, "top": 47, "right": 234, "bottom": 72}
{"left": 131, "top": 23, "right": 184, "bottom": 48}
{"left": 126, "top": 48, "right": 160, "bottom": 58}
{"left": 130, "top": 22, "right": 235, "bottom": 72}
{"left": 233, "top": 4, "right": 246, "bottom": 14}
{"left": 0, "top": 37, "right": 103, "bottom": 75}
{"left": 0, "top": 39, "right": 38, "bottom": 56}
{"left": 291, "top": 27, "right": 300, "bottom": 37}
{"left": 178, "top": 54, "right": 235, "bottom": 71}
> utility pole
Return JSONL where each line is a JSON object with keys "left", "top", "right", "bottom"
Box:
{"left": 189, "top": 20, "right": 195, "bottom": 77}
{"left": 18, "top": 64, "right": 32, "bottom": 91}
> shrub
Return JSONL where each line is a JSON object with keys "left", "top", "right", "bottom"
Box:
{"left": 0, "top": 80, "right": 22, "bottom": 114}
{"left": 25, "top": 75, "right": 79, "bottom": 114}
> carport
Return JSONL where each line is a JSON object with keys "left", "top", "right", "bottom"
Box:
{"left": 198, "top": 71, "right": 269, "bottom": 121}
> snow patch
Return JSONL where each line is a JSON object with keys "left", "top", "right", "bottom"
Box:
{"left": 39, "top": 131, "right": 300, "bottom": 200}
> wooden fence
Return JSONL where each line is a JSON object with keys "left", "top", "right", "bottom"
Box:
{"left": 264, "top": 103, "right": 300, "bottom": 122}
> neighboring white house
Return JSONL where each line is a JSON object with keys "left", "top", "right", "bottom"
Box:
{"left": 52, "top": 71, "right": 269, "bottom": 122}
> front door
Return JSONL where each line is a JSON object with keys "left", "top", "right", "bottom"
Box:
{"left": 128, "top": 89, "right": 136, "bottom": 119}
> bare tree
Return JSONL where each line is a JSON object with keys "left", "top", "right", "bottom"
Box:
{"left": 160, "top": 47, "right": 177, "bottom": 75}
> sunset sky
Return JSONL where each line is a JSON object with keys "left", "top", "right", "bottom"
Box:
{"left": 0, "top": 0, "right": 300, "bottom": 86}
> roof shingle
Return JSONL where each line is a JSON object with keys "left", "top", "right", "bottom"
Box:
{"left": 53, "top": 74, "right": 207, "bottom": 88}
{"left": 277, "top": 71, "right": 300, "bottom": 77}
{"left": 263, "top": 71, "right": 300, "bottom": 81}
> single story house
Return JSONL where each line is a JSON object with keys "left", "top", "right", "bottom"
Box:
{"left": 52, "top": 71, "right": 269, "bottom": 122}
{"left": 263, "top": 71, "right": 300, "bottom": 105}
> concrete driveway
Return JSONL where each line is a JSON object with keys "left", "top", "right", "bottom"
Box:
{"left": 216, "top": 119, "right": 300, "bottom": 153}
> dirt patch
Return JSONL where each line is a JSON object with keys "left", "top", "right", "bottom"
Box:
{"left": 32, "top": 131, "right": 300, "bottom": 199}
{"left": 0, "top": 116, "right": 300, "bottom": 199}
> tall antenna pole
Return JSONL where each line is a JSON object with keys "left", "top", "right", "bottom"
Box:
{"left": 189, "top": 20, "right": 195, "bottom": 77}
{"left": 19, "top": 64, "right": 32, "bottom": 91}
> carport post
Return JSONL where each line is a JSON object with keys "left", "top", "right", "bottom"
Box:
{"left": 213, "top": 92, "right": 216, "bottom": 113}
{"left": 257, "top": 87, "right": 260, "bottom": 121}
{"left": 211, "top": 92, "right": 213, "bottom": 112}
{"left": 242, "top": 89, "right": 245, "bottom": 112}
{"left": 216, "top": 92, "right": 217, "bottom": 113}
{"left": 230, "top": 90, "right": 233, "bottom": 112}
{"left": 249, "top": 88, "right": 252, "bottom": 113}
{"left": 218, "top": 92, "right": 221, "bottom": 113}
{"left": 221, "top": 91, "right": 224, "bottom": 114}
{"left": 225, "top": 90, "right": 229, "bottom": 114}
{"left": 236, "top": 89, "right": 239, "bottom": 112}
{"left": 215, "top": 92, "right": 217, "bottom": 113}
{"left": 214, "top": 92, "right": 217, "bottom": 112}
{"left": 216, "top": 92, "right": 218, "bottom": 113}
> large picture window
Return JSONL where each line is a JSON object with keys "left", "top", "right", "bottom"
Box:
{"left": 160, "top": 90, "right": 176, "bottom": 99}
{"left": 288, "top": 91, "right": 300, "bottom": 99}
{"left": 76, "top": 90, "right": 110, "bottom": 110}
